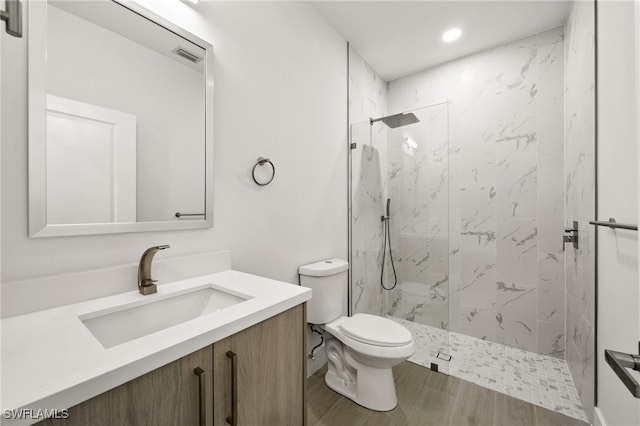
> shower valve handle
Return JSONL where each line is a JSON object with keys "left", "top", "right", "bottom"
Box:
{"left": 562, "top": 221, "right": 579, "bottom": 251}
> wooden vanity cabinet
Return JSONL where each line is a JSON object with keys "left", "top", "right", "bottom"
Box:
{"left": 213, "top": 304, "right": 306, "bottom": 426}
{"left": 36, "top": 304, "right": 306, "bottom": 426}
{"left": 38, "top": 346, "right": 213, "bottom": 426}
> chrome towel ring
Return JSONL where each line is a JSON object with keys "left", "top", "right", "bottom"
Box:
{"left": 252, "top": 157, "right": 275, "bottom": 186}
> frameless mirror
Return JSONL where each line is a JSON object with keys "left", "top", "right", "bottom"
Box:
{"left": 28, "top": 0, "right": 213, "bottom": 237}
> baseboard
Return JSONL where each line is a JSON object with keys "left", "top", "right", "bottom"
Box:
{"left": 594, "top": 407, "right": 607, "bottom": 426}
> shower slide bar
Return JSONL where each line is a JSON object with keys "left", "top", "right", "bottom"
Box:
{"left": 589, "top": 217, "right": 638, "bottom": 231}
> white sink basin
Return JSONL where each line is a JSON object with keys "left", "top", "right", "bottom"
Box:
{"left": 79, "top": 285, "right": 249, "bottom": 348}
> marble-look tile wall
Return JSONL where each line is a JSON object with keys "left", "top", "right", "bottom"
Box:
{"left": 387, "top": 27, "right": 566, "bottom": 357}
{"left": 386, "top": 103, "right": 450, "bottom": 329}
{"left": 348, "top": 45, "right": 388, "bottom": 316}
{"left": 564, "top": 0, "right": 596, "bottom": 421}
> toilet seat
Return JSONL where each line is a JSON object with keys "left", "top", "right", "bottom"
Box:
{"left": 339, "top": 314, "right": 413, "bottom": 347}
{"left": 324, "top": 316, "right": 415, "bottom": 359}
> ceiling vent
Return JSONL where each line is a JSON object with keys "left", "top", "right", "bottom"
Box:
{"left": 172, "top": 47, "right": 203, "bottom": 64}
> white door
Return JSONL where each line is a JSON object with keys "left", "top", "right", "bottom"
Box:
{"left": 595, "top": 1, "right": 640, "bottom": 425}
{"left": 1, "top": 0, "right": 4, "bottom": 290}
{"left": 45, "top": 95, "right": 136, "bottom": 224}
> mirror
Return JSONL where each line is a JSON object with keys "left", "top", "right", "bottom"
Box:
{"left": 28, "top": 0, "right": 213, "bottom": 237}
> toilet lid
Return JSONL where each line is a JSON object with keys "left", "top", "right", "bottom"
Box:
{"left": 339, "top": 314, "right": 413, "bottom": 347}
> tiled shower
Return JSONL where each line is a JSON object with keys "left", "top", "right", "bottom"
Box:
{"left": 348, "top": 0, "right": 595, "bottom": 422}
{"left": 387, "top": 25, "right": 566, "bottom": 355}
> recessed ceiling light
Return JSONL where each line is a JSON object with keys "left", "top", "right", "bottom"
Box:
{"left": 442, "top": 28, "right": 462, "bottom": 43}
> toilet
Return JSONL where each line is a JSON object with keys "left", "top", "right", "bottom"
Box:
{"left": 299, "top": 258, "right": 415, "bottom": 411}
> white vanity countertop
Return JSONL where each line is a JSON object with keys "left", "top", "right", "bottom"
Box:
{"left": 1, "top": 270, "right": 311, "bottom": 426}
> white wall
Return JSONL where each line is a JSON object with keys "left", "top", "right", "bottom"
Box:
{"left": 309, "top": 45, "right": 389, "bottom": 377}
{"left": 596, "top": 1, "right": 639, "bottom": 425}
{"left": 1, "top": 1, "right": 347, "bottom": 315}
{"left": 191, "top": 1, "right": 348, "bottom": 282}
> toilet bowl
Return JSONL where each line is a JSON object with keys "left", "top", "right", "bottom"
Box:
{"left": 299, "top": 259, "right": 415, "bottom": 411}
{"left": 322, "top": 314, "right": 415, "bottom": 411}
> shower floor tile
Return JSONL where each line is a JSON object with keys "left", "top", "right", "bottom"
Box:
{"left": 389, "top": 316, "right": 588, "bottom": 423}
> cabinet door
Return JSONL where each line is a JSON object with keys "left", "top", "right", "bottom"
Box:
{"left": 38, "top": 346, "right": 213, "bottom": 426}
{"left": 213, "top": 305, "right": 306, "bottom": 426}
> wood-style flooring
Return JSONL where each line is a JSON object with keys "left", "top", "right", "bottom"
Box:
{"left": 307, "top": 362, "right": 589, "bottom": 426}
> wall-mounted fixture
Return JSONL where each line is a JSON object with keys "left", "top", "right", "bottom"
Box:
{"left": 1, "top": 0, "right": 22, "bottom": 37}
{"left": 252, "top": 157, "right": 275, "bottom": 186}
{"left": 589, "top": 217, "right": 638, "bottom": 231}
{"left": 563, "top": 221, "right": 579, "bottom": 250}
{"left": 370, "top": 112, "right": 419, "bottom": 128}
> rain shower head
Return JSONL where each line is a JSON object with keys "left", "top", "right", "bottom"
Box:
{"left": 370, "top": 112, "right": 420, "bottom": 128}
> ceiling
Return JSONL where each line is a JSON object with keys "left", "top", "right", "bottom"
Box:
{"left": 312, "top": 1, "right": 571, "bottom": 81}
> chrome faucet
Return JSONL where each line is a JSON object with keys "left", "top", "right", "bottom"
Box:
{"left": 138, "top": 245, "right": 170, "bottom": 295}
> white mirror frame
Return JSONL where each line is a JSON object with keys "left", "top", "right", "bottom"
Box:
{"left": 28, "top": 0, "right": 214, "bottom": 237}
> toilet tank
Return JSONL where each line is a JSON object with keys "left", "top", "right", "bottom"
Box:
{"left": 299, "top": 258, "right": 348, "bottom": 324}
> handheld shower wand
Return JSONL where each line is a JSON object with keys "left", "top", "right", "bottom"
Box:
{"left": 381, "top": 198, "right": 391, "bottom": 222}
{"left": 381, "top": 198, "right": 398, "bottom": 290}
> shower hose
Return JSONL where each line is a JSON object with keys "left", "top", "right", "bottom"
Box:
{"left": 381, "top": 206, "right": 398, "bottom": 291}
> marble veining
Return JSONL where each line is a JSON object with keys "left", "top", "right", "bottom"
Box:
{"left": 563, "top": 1, "right": 596, "bottom": 422}
{"left": 349, "top": 46, "right": 388, "bottom": 316}
{"left": 385, "top": 27, "right": 566, "bottom": 358}
{"left": 348, "top": 23, "right": 589, "bottom": 417}
{"left": 386, "top": 102, "right": 450, "bottom": 330}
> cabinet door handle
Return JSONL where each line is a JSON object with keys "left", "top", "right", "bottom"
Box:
{"left": 226, "top": 351, "right": 238, "bottom": 426}
{"left": 193, "top": 367, "right": 206, "bottom": 426}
